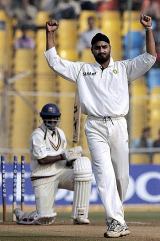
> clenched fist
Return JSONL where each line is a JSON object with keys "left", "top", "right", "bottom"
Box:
{"left": 140, "top": 14, "right": 152, "bottom": 28}
{"left": 46, "top": 20, "right": 59, "bottom": 32}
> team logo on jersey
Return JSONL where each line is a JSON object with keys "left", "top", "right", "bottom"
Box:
{"left": 113, "top": 69, "right": 118, "bottom": 74}
{"left": 83, "top": 72, "right": 96, "bottom": 76}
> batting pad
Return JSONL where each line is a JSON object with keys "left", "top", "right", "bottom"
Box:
{"left": 72, "top": 157, "right": 92, "bottom": 219}
{"left": 74, "top": 157, "right": 93, "bottom": 181}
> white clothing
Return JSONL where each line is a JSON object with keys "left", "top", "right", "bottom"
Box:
{"left": 45, "top": 47, "right": 156, "bottom": 117}
{"left": 30, "top": 123, "right": 67, "bottom": 179}
{"left": 44, "top": 47, "right": 156, "bottom": 224}
{"left": 30, "top": 123, "right": 92, "bottom": 220}
{"left": 32, "top": 157, "right": 92, "bottom": 219}
{"left": 33, "top": 168, "right": 74, "bottom": 217}
{"left": 85, "top": 116, "right": 129, "bottom": 224}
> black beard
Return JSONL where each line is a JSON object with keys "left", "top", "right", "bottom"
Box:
{"left": 94, "top": 54, "right": 110, "bottom": 64}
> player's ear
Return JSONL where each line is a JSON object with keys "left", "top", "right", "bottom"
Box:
{"left": 108, "top": 44, "right": 111, "bottom": 53}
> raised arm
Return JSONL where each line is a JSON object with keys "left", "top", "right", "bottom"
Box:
{"left": 46, "top": 20, "right": 59, "bottom": 50}
{"left": 140, "top": 14, "right": 157, "bottom": 57}
{"left": 45, "top": 20, "right": 82, "bottom": 83}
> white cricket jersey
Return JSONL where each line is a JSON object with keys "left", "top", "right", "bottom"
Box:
{"left": 30, "top": 124, "right": 67, "bottom": 177}
{"left": 45, "top": 47, "right": 156, "bottom": 117}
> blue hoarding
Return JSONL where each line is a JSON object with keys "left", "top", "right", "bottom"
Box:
{"left": 0, "top": 164, "right": 160, "bottom": 205}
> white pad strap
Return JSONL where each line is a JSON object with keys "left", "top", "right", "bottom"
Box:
{"left": 72, "top": 157, "right": 92, "bottom": 219}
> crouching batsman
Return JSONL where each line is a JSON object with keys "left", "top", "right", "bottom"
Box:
{"left": 14, "top": 103, "right": 92, "bottom": 225}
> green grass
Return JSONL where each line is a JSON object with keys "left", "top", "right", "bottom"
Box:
{"left": 125, "top": 211, "right": 160, "bottom": 222}
{"left": 56, "top": 210, "right": 160, "bottom": 223}
{"left": 0, "top": 209, "right": 159, "bottom": 223}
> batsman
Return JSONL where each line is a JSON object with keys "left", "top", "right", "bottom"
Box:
{"left": 14, "top": 103, "right": 92, "bottom": 225}
{"left": 44, "top": 14, "right": 156, "bottom": 238}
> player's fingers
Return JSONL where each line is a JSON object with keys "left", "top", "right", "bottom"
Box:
{"left": 144, "top": 17, "right": 151, "bottom": 23}
{"left": 48, "top": 20, "right": 58, "bottom": 26}
{"left": 140, "top": 13, "right": 149, "bottom": 19}
{"left": 140, "top": 13, "right": 144, "bottom": 20}
{"left": 141, "top": 14, "right": 151, "bottom": 22}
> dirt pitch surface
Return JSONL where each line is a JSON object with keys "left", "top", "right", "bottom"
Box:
{"left": 0, "top": 207, "right": 160, "bottom": 241}
{"left": 0, "top": 220, "right": 160, "bottom": 241}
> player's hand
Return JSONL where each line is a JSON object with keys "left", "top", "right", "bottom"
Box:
{"left": 46, "top": 20, "right": 59, "bottom": 32}
{"left": 140, "top": 14, "right": 152, "bottom": 28}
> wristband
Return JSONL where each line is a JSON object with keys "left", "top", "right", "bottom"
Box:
{"left": 145, "top": 26, "right": 152, "bottom": 30}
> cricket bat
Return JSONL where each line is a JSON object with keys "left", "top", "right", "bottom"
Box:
{"left": 72, "top": 89, "right": 81, "bottom": 145}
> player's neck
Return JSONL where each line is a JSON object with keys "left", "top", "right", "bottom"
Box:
{"left": 100, "top": 59, "right": 110, "bottom": 69}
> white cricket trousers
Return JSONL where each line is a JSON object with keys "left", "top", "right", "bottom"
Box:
{"left": 33, "top": 168, "right": 74, "bottom": 217}
{"left": 32, "top": 157, "right": 92, "bottom": 219}
{"left": 85, "top": 116, "right": 129, "bottom": 224}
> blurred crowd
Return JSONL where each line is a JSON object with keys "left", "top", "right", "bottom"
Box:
{"left": 1, "top": 0, "right": 159, "bottom": 56}
{"left": 131, "top": 127, "right": 160, "bottom": 163}
{"left": 132, "top": 127, "right": 160, "bottom": 148}
{"left": 0, "top": 0, "right": 160, "bottom": 25}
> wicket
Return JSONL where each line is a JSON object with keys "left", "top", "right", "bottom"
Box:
{"left": 1, "top": 156, "right": 6, "bottom": 222}
{"left": 21, "top": 156, "right": 25, "bottom": 211}
{"left": 12, "top": 156, "right": 18, "bottom": 222}
{"left": 0, "top": 155, "right": 26, "bottom": 223}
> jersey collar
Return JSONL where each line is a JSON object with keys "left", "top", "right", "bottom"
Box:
{"left": 94, "top": 56, "right": 114, "bottom": 68}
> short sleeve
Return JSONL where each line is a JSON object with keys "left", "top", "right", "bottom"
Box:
{"left": 31, "top": 133, "right": 47, "bottom": 159}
